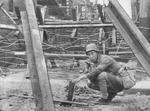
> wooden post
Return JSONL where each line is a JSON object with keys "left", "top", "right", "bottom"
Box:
{"left": 97, "top": 4, "right": 111, "bottom": 54}
{"left": 8, "top": 0, "right": 13, "bottom": 12}
{"left": 15, "top": 7, "right": 21, "bottom": 19}
{"left": 36, "top": 6, "right": 44, "bottom": 42}
{"left": 112, "top": 28, "right": 116, "bottom": 45}
{"left": 71, "top": 12, "right": 81, "bottom": 38}
{"left": 23, "top": 0, "right": 55, "bottom": 110}
{"left": 102, "top": 41, "right": 106, "bottom": 54}
{"left": 36, "top": 5, "right": 57, "bottom": 68}
{"left": 66, "top": 0, "right": 70, "bottom": 16}
{"left": 36, "top": 6, "right": 43, "bottom": 25}
{"left": 21, "top": 11, "right": 42, "bottom": 111}
{"left": 41, "top": 6, "right": 47, "bottom": 22}
{"left": 99, "top": 28, "right": 103, "bottom": 42}
{"left": 39, "top": 24, "right": 114, "bottom": 29}
{"left": 99, "top": 28, "right": 105, "bottom": 53}
{"left": 21, "top": 11, "right": 55, "bottom": 111}
{"left": 139, "top": 0, "right": 150, "bottom": 43}
{"left": 131, "top": 0, "right": 139, "bottom": 22}
{"left": 104, "top": 0, "right": 150, "bottom": 76}
{"left": 85, "top": 0, "right": 87, "bottom": 19}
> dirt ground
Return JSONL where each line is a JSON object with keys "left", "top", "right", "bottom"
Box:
{"left": 1, "top": 60, "right": 150, "bottom": 111}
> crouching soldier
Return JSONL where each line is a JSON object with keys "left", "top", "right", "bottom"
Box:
{"left": 73, "top": 43, "right": 136, "bottom": 104}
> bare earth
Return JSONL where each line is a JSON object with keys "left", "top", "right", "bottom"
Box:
{"left": 0, "top": 60, "right": 150, "bottom": 111}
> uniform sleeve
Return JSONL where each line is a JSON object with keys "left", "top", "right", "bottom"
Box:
{"left": 87, "top": 57, "right": 113, "bottom": 80}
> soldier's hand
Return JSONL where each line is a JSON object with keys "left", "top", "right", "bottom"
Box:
{"left": 72, "top": 75, "right": 87, "bottom": 83}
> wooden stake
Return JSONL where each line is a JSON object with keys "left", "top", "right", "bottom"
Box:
{"left": 22, "top": 0, "right": 55, "bottom": 110}
{"left": 104, "top": 0, "right": 150, "bottom": 76}
{"left": 21, "top": 11, "right": 43, "bottom": 111}
{"left": 139, "top": 0, "right": 150, "bottom": 43}
{"left": 112, "top": 28, "right": 116, "bottom": 45}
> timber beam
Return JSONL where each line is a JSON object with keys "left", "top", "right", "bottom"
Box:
{"left": 14, "top": 51, "right": 88, "bottom": 59}
{"left": 22, "top": 0, "right": 55, "bottom": 110}
{"left": 0, "top": 24, "right": 18, "bottom": 30}
{"left": 104, "top": 0, "right": 150, "bottom": 75}
{"left": 13, "top": 51, "right": 130, "bottom": 62}
{"left": 0, "top": 23, "right": 113, "bottom": 30}
{"left": 44, "top": 20, "right": 111, "bottom": 25}
{"left": 39, "top": 24, "right": 114, "bottom": 29}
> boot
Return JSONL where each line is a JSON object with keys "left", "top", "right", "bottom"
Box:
{"left": 96, "top": 93, "right": 116, "bottom": 105}
{"left": 96, "top": 98, "right": 110, "bottom": 105}
{"left": 107, "top": 93, "right": 117, "bottom": 101}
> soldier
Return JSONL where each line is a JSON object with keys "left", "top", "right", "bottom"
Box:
{"left": 73, "top": 43, "right": 136, "bottom": 104}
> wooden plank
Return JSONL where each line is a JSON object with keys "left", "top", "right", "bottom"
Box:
{"left": 0, "top": 23, "right": 113, "bottom": 30}
{"left": 21, "top": 11, "right": 43, "bottom": 111}
{"left": 24, "top": 0, "right": 55, "bottom": 110}
{"left": 104, "top": 0, "right": 150, "bottom": 75}
{"left": 54, "top": 99, "right": 88, "bottom": 106}
{"left": 0, "top": 24, "right": 17, "bottom": 30}
{"left": 6, "top": 93, "right": 88, "bottom": 106}
{"left": 14, "top": 52, "right": 88, "bottom": 59}
{"left": 39, "top": 24, "right": 114, "bottom": 29}
{"left": 14, "top": 51, "right": 128, "bottom": 60}
{"left": 44, "top": 20, "right": 108, "bottom": 25}
{"left": 14, "top": 51, "right": 130, "bottom": 62}
{"left": 109, "top": 51, "right": 133, "bottom": 55}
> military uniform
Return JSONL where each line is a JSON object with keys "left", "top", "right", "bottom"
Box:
{"left": 85, "top": 54, "right": 136, "bottom": 100}
{"left": 74, "top": 43, "right": 136, "bottom": 102}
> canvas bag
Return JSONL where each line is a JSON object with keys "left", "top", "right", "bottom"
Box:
{"left": 119, "top": 68, "right": 136, "bottom": 90}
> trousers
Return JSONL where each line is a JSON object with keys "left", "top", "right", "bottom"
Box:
{"left": 87, "top": 72, "right": 124, "bottom": 99}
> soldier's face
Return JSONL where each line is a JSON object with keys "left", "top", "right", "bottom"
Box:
{"left": 87, "top": 51, "right": 98, "bottom": 63}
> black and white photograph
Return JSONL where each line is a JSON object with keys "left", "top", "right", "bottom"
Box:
{"left": 0, "top": 0, "right": 150, "bottom": 111}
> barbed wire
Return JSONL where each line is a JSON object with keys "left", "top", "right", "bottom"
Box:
{"left": 0, "top": 59, "right": 25, "bottom": 66}
{"left": 0, "top": 57, "right": 26, "bottom": 61}
{"left": 0, "top": 27, "right": 133, "bottom": 71}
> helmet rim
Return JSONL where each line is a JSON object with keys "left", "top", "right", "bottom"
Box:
{"left": 86, "top": 43, "right": 99, "bottom": 54}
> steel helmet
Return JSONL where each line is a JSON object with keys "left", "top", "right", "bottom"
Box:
{"left": 86, "top": 43, "right": 99, "bottom": 53}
